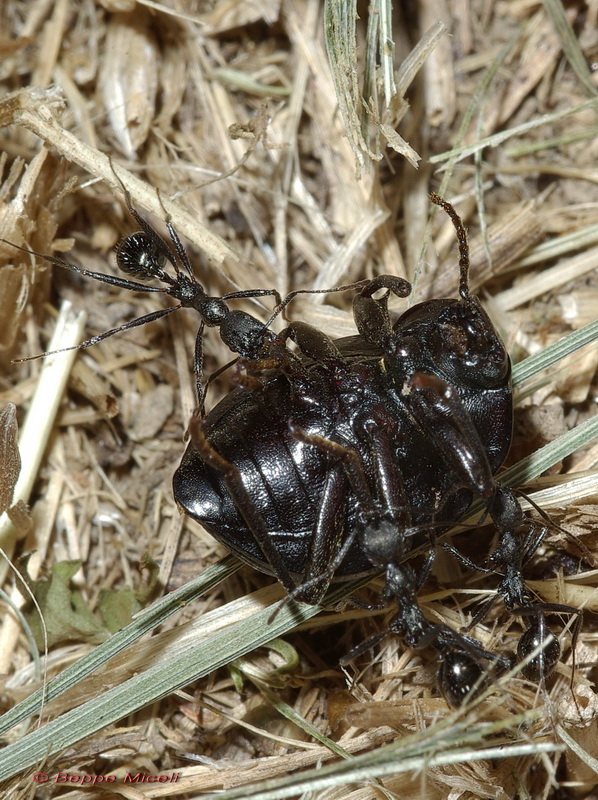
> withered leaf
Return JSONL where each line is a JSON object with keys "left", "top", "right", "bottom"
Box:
{"left": 0, "top": 403, "right": 20, "bottom": 516}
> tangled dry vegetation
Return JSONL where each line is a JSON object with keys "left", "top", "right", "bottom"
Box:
{"left": 1, "top": 1, "right": 598, "bottom": 798}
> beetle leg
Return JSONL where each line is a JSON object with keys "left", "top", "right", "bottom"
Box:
{"left": 281, "top": 321, "right": 345, "bottom": 367}
{"left": 350, "top": 275, "right": 411, "bottom": 348}
{"left": 232, "top": 321, "right": 345, "bottom": 395}
{"left": 358, "top": 409, "right": 445, "bottom": 575}
{"left": 289, "top": 465, "right": 351, "bottom": 605}
{"left": 288, "top": 423, "right": 376, "bottom": 514}
{"left": 402, "top": 372, "right": 497, "bottom": 500}
{"left": 187, "top": 411, "right": 298, "bottom": 595}
{"left": 286, "top": 423, "right": 375, "bottom": 601}
{"left": 359, "top": 414, "right": 412, "bottom": 535}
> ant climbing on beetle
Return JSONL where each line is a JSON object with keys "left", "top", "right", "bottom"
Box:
{"left": 4, "top": 170, "right": 582, "bottom": 705}
{"left": 3, "top": 164, "right": 374, "bottom": 408}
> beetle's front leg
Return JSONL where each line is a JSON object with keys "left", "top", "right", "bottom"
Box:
{"left": 402, "top": 372, "right": 498, "bottom": 501}
{"left": 187, "top": 411, "right": 298, "bottom": 595}
{"left": 285, "top": 424, "right": 376, "bottom": 602}
{"left": 234, "top": 321, "right": 346, "bottom": 395}
{"left": 285, "top": 462, "right": 353, "bottom": 605}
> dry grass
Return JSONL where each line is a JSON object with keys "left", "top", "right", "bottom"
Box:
{"left": 1, "top": 1, "right": 598, "bottom": 798}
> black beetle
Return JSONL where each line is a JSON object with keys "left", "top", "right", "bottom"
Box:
{"left": 6, "top": 180, "right": 574, "bottom": 703}
{"left": 174, "top": 194, "right": 546, "bottom": 703}
{"left": 175, "top": 196, "right": 513, "bottom": 591}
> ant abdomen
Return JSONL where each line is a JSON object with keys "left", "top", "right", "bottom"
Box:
{"left": 437, "top": 649, "right": 488, "bottom": 707}
{"left": 517, "top": 619, "right": 561, "bottom": 682}
{"left": 116, "top": 231, "right": 166, "bottom": 279}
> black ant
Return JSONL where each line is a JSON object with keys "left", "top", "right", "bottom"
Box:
{"left": 2, "top": 167, "right": 370, "bottom": 409}
{"left": 445, "top": 486, "right": 584, "bottom": 685}
{"left": 286, "top": 425, "right": 510, "bottom": 707}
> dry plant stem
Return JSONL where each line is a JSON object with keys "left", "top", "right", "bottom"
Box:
{"left": 0, "top": 301, "right": 86, "bottom": 673}
{"left": 497, "top": 244, "right": 598, "bottom": 310}
{"left": 395, "top": 21, "right": 447, "bottom": 98}
{"left": 557, "top": 723, "right": 598, "bottom": 793}
{"left": 497, "top": 10, "right": 562, "bottom": 126}
{"left": 523, "top": 474, "right": 598, "bottom": 511}
{"left": 1, "top": 87, "right": 236, "bottom": 264}
{"left": 467, "top": 201, "right": 543, "bottom": 288}
{"left": 429, "top": 98, "right": 598, "bottom": 168}
{"left": 311, "top": 206, "right": 390, "bottom": 293}
{"left": 543, "top": 0, "right": 598, "bottom": 97}
{"left": 420, "top": 0, "right": 456, "bottom": 127}
{"left": 180, "top": 741, "right": 561, "bottom": 800}
{"left": 31, "top": 0, "right": 69, "bottom": 90}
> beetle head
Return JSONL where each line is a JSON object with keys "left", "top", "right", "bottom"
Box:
{"left": 389, "top": 294, "right": 510, "bottom": 390}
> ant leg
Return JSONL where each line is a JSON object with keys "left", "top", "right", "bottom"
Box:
{"left": 110, "top": 159, "right": 183, "bottom": 276}
{"left": 14, "top": 304, "right": 180, "bottom": 363}
{"left": 165, "top": 220, "right": 197, "bottom": 278}
{"left": 200, "top": 357, "right": 238, "bottom": 416}
{"left": 259, "top": 273, "right": 410, "bottom": 333}
{"left": 2, "top": 241, "right": 169, "bottom": 295}
{"left": 443, "top": 542, "right": 492, "bottom": 574}
{"left": 264, "top": 279, "right": 374, "bottom": 328}
{"left": 461, "top": 594, "right": 499, "bottom": 633}
{"left": 222, "top": 288, "right": 283, "bottom": 307}
{"left": 346, "top": 594, "right": 391, "bottom": 612}
{"left": 192, "top": 321, "right": 206, "bottom": 408}
{"left": 339, "top": 631, "right": 388, "bottom": 665}
{"left": 519, "top": 489, "right": 596, "bottom": 568}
